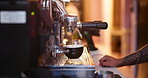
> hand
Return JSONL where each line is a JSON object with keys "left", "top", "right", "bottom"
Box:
{"left": 99, "top": 55, "right": 123, "bottom": 67}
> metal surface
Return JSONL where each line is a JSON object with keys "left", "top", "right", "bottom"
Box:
{"left": 97, "top": 70, "right": 114, "bottom": 78}
{"left": 43, "top": 65, "right": 96, "bottom": 78}
{"left": 65, "top": 15, "right": 78, "bottom": 32}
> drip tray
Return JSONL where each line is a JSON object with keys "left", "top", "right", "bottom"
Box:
{"left": 25, "top": 65, "right": 96, "bottom": 78}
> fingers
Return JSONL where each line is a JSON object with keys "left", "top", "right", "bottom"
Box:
{"left": 99, "top": 60, "right": 110, "bottom": 67}
{"left": 99, "top": 55, "right": 120, "bottom": 67}
{"left": 99, "top": 55, "right": 115, "bottom": 67}
{"left": 99, "top": 55, "right": 110, "bottom": 67}
{"left": 99, "top": 55, "right": 110, "bottom": 63}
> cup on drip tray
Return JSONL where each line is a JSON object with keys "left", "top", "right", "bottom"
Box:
{"left": 64, "top": 45, "right": 84, "bottom": 59}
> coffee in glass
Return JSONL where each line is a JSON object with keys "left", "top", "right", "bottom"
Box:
{"left": 64, "top": 45, "right": 84, "bottom": 59}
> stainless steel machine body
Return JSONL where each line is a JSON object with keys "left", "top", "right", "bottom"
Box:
{"left": 39, "top": 0, "right": 108, "bottom": 58}
{"left": 35, "top": 0, "right": 108, "bottom": 78}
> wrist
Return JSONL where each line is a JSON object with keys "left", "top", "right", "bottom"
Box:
{"left": 117, "top": 58, "right": 124, "bottom": 67}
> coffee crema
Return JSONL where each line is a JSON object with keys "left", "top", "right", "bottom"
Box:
{"left": 64, "top": 45, "right": 84, "bottom": 48}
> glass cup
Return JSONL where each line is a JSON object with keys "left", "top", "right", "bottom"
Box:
{"left": 64, "top": 45, "right": 84, "bottom": 59}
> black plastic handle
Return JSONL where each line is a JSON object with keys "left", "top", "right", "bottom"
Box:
{"left": 80, "top": 21, "right": 108, "bottom": 30}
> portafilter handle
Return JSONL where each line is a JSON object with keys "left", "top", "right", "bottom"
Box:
{"left": 77, "top": 21, "right": 108, "bottom": 30}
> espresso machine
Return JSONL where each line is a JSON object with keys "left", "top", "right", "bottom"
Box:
{"left": 38, "top": 0, "right": 108, "bottom": 58}
{"left": 24, "top": 0, "right": 108, "bottom": 78}
{"left": 0, "top": 0, "right": 108, "bottom": 78}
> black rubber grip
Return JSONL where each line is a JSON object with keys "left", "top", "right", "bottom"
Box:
{"left": 80, "top": 21, "right": 108, "bottom": 30}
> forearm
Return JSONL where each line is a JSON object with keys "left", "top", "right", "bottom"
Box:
{"left": 119, "top": 44, "right": 148, "bottom": 67}
{"left": 137, "top": 44, "right": 148, "bottom": 64}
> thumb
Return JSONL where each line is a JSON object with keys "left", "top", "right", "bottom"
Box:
{"left": 100, "top": 61, "right": 110, "bottom": 67}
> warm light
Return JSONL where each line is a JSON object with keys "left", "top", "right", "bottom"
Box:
{"left": 68, "top": 14, "right": 77, "bottom": 16}
{"left": 63, "top": 39, "right": 68, "bottom": 45}
{"left": 98, "top": 0, "right": 113, "bottom": 55}
{"left": 102, "top": 0, "right": 113, "bottom": 22}
{"left": 65, "top": 3, "right": 80, "bottom": 20}
{"left": 62, "top": 0, "right": 70, "bottom": 2}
